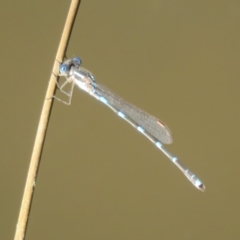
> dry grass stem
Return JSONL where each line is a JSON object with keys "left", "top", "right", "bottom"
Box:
{"left": 14, "top": 1, "right": 81, "bottom": 239}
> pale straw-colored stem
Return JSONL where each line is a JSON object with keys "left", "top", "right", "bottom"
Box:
{"left": 14, "top": 1, "right": 81, "bottom": 239}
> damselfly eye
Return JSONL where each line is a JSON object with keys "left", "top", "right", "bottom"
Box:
{"left": 60, "top": 64, "right": 68, "bottom": 74}
{"left": 73, "top": 57, "right": 82, "bottom": 66}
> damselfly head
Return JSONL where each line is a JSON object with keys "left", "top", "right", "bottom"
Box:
{"left": 59, "top": 57, "right": 82, "bottom": 76}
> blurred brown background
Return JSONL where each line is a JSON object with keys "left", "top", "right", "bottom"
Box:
{"left": 1, "top": 1, "right": 240, "bottom": 239}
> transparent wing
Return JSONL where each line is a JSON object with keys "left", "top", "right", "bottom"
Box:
{"left": 95, "top": 83, "right": 173, "bottom": 144}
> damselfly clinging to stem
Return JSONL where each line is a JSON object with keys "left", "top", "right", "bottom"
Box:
{"left": 52, "top": 57, "right": 205, "bottom": 191}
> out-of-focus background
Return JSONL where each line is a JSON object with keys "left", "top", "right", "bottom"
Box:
{"left": 1, "top": 1, "right": 240, "bottom": 239}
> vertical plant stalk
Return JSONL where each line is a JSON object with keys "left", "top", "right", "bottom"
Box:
{"left": 14, "top": 1, "right": 81, "bottom": 240}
